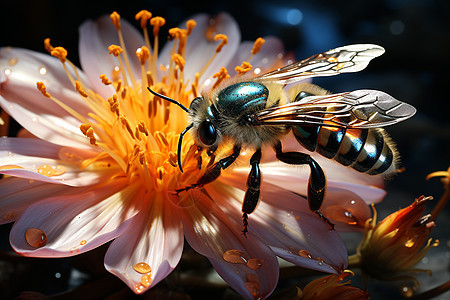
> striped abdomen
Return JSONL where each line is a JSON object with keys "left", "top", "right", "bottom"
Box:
{"left": 292, "top": 125, "right": 398, "bottom": 176}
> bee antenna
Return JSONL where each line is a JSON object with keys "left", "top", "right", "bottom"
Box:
{"left": 147, "top": 87, "right": 189, "bottom": 113}
{"left": 177, "top": 123, "right": 194, "bottom": 173}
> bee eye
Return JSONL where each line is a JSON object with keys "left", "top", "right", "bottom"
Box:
{"left": 198, "top": 119, "right": 217, "bottom": 146}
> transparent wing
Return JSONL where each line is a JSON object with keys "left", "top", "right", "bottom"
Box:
{"left": 253, "top": 90, "right": 417, "bottom": 129}
{"left": 256, "top": 44, "right": 385, "bottom": 85}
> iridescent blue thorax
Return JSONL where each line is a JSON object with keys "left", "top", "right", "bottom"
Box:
{"left": 215, "top": 82, "right": 268, "bottom": 118}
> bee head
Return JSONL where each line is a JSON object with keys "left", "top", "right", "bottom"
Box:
{"left": 146, "top": 87, "right": 219, "bottom": 173}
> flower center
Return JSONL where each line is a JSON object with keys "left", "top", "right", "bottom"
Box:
{"left": 35, "top": 10, "right": 266, "bottom": 196}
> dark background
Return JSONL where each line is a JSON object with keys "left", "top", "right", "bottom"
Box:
{"left": 1, "top": 0, "right": 449, "bottom": 299}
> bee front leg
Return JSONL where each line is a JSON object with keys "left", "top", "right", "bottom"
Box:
{"left": 273, "top": 141, "right": 334, "bottom": 230}
{"left": 176, "top": 145, "right": 241, "bottom": 194}
{"left": 242, "top": 148, "right": 262, "bottom": 237}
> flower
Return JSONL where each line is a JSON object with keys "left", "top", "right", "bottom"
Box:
{"left": 350, "top": 195, "right": 439, "bottom": 284}
{"left": 0, "top": 11, "right": 386, "bottom": 298}
{"left": 295, "top": 272, "right": 369, "bottom": 300}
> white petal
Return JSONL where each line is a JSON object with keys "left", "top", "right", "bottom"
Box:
{"left": 159, "top": 13, "right": 240, "bottom": 86}
{"left": 104, "top": 193, "right": 183, "bottom": 294}
{"left": 209, "top": 178, "right": 348, "bottom": 274}
{"left": 10, "top": 178, "right": 137, "bottom": 257}
{"left": 180, "top": 191, "right": 279, "bottom": 299}
{"left": 0, "top": 138, "right": 115, "bottom": 186}
{"left": 78, "top": 15, "right": 144, "bottom": 99}
{"left": 0, "top": 177, "right": 69, "bottom": 225}
{"left": 0, "top": 47, "right": 93, "bottom": 148}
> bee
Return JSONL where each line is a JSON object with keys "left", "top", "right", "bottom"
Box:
{"left": 148, "top": 44, "right": 416, "bottom": 235}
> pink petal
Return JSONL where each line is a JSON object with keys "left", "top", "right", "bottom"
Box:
{"left": 211, "top": 177, "right": 347, "bottom": 274}
{"left": 78, "top": 15, "right": 144, "bottom": 99}
{"left": 180, "top": 191, "right": 279, "bottom": 299}
{"left": 10, "top": 178, "right": 136, "bottom": 257}
{"left": 0, "top": 47, "right": 92, "bottom": 148}
{"left": 159, "top": 13, "right": 240, "bottom": 86}
{"left": 0, "top": 177, "right": 69, "bottom": 225}
{"left": 0, "top": 138, "right": 115, "bottom": 186}
{"left": 104, "top": 193, "right": 183, "bottom": 294}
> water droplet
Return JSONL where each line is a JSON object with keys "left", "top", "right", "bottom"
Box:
{"left": 55, "top": 272, "right": 61, "bottom": 279}
{"left": 421, "top": 257, "right": 429, "bottom": 264}
{"left": 4, "top": 68, "right": 12, "bottom": 76}
{"left": 39, "top": 66, "right": 47, "bottom": 75}
{"left": 401, "top": 286, "right": 413, "bottom": 297}
{"left": 8, "top": 152, "right": 13, "bottom": 156}
{"left": 223, "top": 249, "right": 248, "bottom": 264}
{"left": 140, "top": 274, "right": 152, "bottom": 287}
{"left": 298, "top": 250, "right": 313, "bottom": 259}
{"left": 53, "top": 165, "right": 66, "bottom": 176}
{"left": 316, "top": 257, "right": 324, "bottom": 266}
{"left": 246, "top": 258, "right": 263, "bottom": 270}
{"left": 25, "top": 228, "right": 47, "bottom": 248}
{"left": 134, "top": 262, "right": 152, "bottom": 274}
{"left": 244, "top": 281, "right": 260, "bottom": 298}
{"left": 405, "top": 239, "right": 415, "bottom": 248}
{"left": 8, "top": 57, "right": 17, "bottom": 66}
{"left": 80, "top": 240, "right": 87, "bottom": 245}
{"left": 37, "top": 165, "right": 55, "bottom": 177}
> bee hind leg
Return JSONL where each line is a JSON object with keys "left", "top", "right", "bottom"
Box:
{"left": 242, "top": 148, "right": 262, "bottom": 237}
{"left": 273, "top": 141, "right": 334, "bottom": 230}
{"left": 175, "top": 144, "right": 241, "bottom": 194}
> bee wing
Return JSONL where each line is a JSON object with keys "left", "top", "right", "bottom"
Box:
{"left": 257, "top": 44, "right": 385, "bottom": 85}
{"left": 254, "top": 90, "right": 416, "bottom": 129}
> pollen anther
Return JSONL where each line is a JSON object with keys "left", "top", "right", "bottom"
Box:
{"left": 251, "top": 37, "right": 265, "bottom": 55}
{"left": 99, "top": 74, "right": 112, "bottom": 85}
{"left": 36, "top": 82, "right": 51, "bottom": 98}
{"left": 214, "top": 34, "right": 228, "bottom": 53}
{"left": 135, "top": 10, "right": 152, "bottom": 28}
{"left": 171, "top": 53, "right": 185, "bottom": 72}
{"left": 150, "top": 17, "right": 166, "bottom": 36}
{"left": 110, "top": 11, "right": 121, "bottom": 30}
{"left": 108, "top": 45, "right": 123, "bottom": 57}
{"left": 75, "top": 81, "right": 88, "bottom": 97}
{"left": 136, "top": 46, "right": 150, "bottom": 65}
{"left": 50, "top": 47, "right": 68, "bottom": 63}
{"left": 235, "top": 61, "right": 252, "bottom": 76}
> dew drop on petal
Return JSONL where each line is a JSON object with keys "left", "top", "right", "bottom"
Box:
{"left": 246, "top": 258, "right": 263, "bottom": 270}
{"left": 25, "top": 228, "right": 47, "bottom": 248}
{"left": 244, "top": 281, "right": 260, "bottom": 298}
{"left": 401, "top": 286, "right": 413, "bottom": 297}
{"left": 316, "top": 257, "right": 324, "bottom": 266}
{"left": 134, "top": 262, "right": 152, "bottom": 274}
{"left": 38, "top": 165, "right": 55, "bottom": 177}
{"left": 8, "top": 57, "right": 17, "bottom": 66}
{"left": 298, "top": 249, "right": 313, "bottom": 259}
{"left": 4, "top": 68, "right": 12, "bottom": 76}
{"left": 140, "top": 274, "right": 152, "bottom": 287}
{"left": 39, "top": 66, "right": 47, "bottom": 75}
{"left": 53, "top": 165, "right": 66, "bottom": 176}
{"left": 223, "top": 249, "right": 248, "bottom": 264}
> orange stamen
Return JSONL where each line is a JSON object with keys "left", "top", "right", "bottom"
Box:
{"left": 168, "top": 28, "right": 183, "bottom": 40}
{"left": 150, "top": 17, "right": 166, "bottom": 36}
{"left": 108, "top": 95, "right": 119, "bottom": 115}
{"left": 136, "top": 46, "right": 150, "bottom": 65}
{"left": 44, "top": 38, "right": 54, "bottom": 53}
{"left": 212, "top": 67, "right": 230, "bottom": 89}
{"left": 108, "top": 45, "right": 123, "bottom": 57}
{"left": 50, "top": 47, "right": 68, "bottom": 63}
{"left": 99, "top": 74, "right": 112, "bottom": 85}
{"left": 110, "top": 11, "right": 121, "bottom": 31}
{"left": 251, "top": 37, "right": 265, "bottom": 55}
{"left": 80, "top": 123, "right": 97, "bottom": 145}
{"left": 75, "top": 81, "right": 88, "bottom": 97}
{"left": 235, "top": 61, "right": 252, "bottom": 75}
{"left": 171, "top": 53, "right": 185, "bottom": 72}
{"left": 186, "top": 19, "right": 197, "bottom": 35}
{"left": 36, "top": 82, "right": 50, "bottom": 98}
{"left": 214, "top": 34, "right": 228, "bottom": 53}
{"left": 135, "top": 10, "right": 152, "bottom": 29}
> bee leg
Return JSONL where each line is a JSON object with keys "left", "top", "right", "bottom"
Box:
{"left": 242, "top": 148, "right": 262, "bottom": 237}
{"left": 274, "top": 141, "right": 334, "bottom": 230}
{"left": 176, "top": 145, "right": 241, "bottom": 194}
